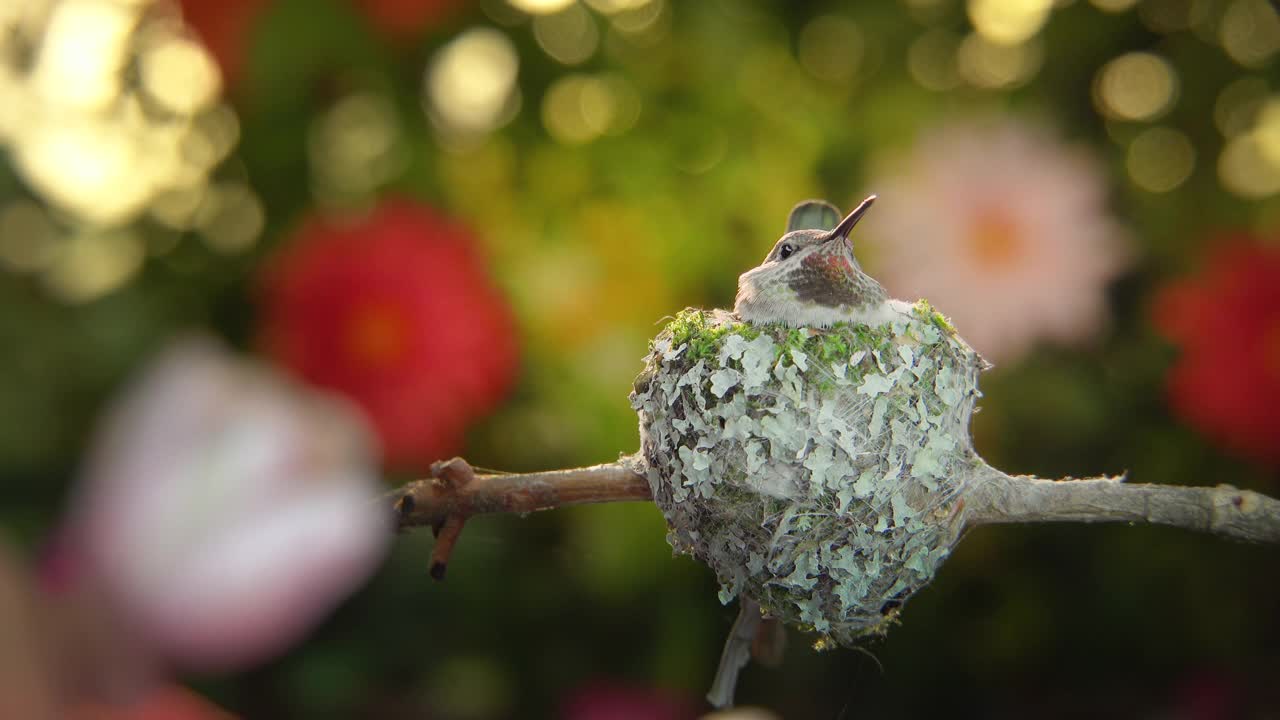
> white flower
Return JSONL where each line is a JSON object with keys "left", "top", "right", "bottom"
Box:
{"left": 71, "top": 337, "right": 390, "bottom": 671}
{"left": 860, "top": 121, "right": 1129, "bottom": 364}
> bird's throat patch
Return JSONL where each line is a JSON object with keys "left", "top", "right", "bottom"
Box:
{"left": 788, "top": 252, "right": 862, "bottom": 308}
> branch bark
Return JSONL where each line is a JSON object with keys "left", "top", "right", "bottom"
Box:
{"left": 389, "top": 456, "right": 651, "bottom": 578}
{"left": 393, "top": 458, "right": 1280, "bottom": 565}
{"left": 390, "top": 455, "right": 1280, "bottom": 708}
{"left": 391, "top": 456, "right": 1280, "bottom": 577}
{"left": 964, "top": 463, "right": 1280, "bottom": 544}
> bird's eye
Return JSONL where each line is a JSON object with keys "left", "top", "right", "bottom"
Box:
{"left": 778, "top": 243, "right": 794, "bottom": 260}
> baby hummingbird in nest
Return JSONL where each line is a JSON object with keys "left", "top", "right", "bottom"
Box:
{"left": 631, "top": 196, "right": 989, "bottom": 705}
{"left": 735, "top": 195, "right": 913, "bottom": 330}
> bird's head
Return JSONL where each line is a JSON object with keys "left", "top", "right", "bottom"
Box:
{"left": 735, "top": 195, "right": 887, "bottom": 327}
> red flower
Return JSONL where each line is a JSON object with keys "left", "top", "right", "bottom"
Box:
{"left": 179, "top": 0, "right": 462, "bottom": 85}
{"left": 260, "top": 199, "right": 517, "bottom": 469}
{"left": 178, "top": 0, "right": 270, "bottom": 86}
{"left": 1153, "top": 238, "right": 1280, "bottom": 466}
{"left": 352, "top": 0, "right": 465, "bottom": 40}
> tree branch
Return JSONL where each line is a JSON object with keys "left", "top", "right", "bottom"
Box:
{"left": 388, "top": 456, "right": 652, "bottom": 577}
{"left": 964, "top": 464, "right": 1280, "bottom": 544}
{"left": 389, "top": 455, "right": 1280, "bottom": 709}
{"left": 390, "top": 457, "right": 1280, "bottom": 577}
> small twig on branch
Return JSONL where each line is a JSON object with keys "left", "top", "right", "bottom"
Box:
{"left": 707, "top": 597, "right": 763, "bottom": 709}
{"left": 965, "top": 463, "right": 1280, "bottom": 544}
{"left": 388, "top": 456, "right": 652, "bottom": 578}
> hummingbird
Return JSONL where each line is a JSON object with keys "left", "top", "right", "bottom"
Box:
{"left": 735, "top": 195, "right": 915, "bottom": 330}
{"left": 631, "top": 195, "right": 988, "bottom": 690}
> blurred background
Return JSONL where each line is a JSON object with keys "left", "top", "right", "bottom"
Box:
{"left": 0, "top": 0, "right": 1279, "bottom": 717}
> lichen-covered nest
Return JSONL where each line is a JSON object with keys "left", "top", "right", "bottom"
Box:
{"left": 630, "top": 302, "right": 988, "bottom": 645}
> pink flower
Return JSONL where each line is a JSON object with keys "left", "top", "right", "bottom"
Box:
{"left": 860, "top": 121, "right": 1130, "bottom": 364}
{"left": 1153, "top": 238, "right": 1280, "bottom": 466}
{"left": 259, "top": 199, "right": 518, "bottom": 470}
{"left": 67, "top": 337, "right": 390, "bottom": 671}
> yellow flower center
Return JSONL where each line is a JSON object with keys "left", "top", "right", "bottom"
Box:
{"left": 346, "top": 302, "right": 407, "bottom": 368}
{"left": 967, "top": 211, "right": 1024, "bottom": 269}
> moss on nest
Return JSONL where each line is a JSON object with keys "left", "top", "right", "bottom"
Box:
{"left": 631, "top": 302, "right": 986, "bottom": 646}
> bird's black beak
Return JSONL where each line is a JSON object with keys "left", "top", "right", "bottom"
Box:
{"left": 826, "top": 195, "right": 877, "bottom": 243}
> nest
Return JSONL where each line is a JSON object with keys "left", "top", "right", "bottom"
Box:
{"left": 630, "top": 302, "right": 986, "bottom": 645}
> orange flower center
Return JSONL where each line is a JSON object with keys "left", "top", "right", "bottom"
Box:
{"left": 967, "top": 211, "right": 1024, "bottom": 269}
{"left": 345, "top": 302, "right": 407, "bottom": 368}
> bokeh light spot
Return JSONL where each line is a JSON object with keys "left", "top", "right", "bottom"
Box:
{"left": 958, "top": 32, "right": 1043, "bottom": 89}
{"left": 150, "top": 182, "right": 209, "bottom": 231}
{"left": 1094, "top": 52, "right": 1178, "bottom": 121}
{"left": 908, "top": 30, "right": 962, "bottom": 91}
{"left": 15, "top": 119, "right": 154, "bottom": 226}
{"left": 0, "top": 0, "right": 251, "bottom": 290}
{"left": 583, "top": 73, "right": 640, "bottom": 136}
{"left": 533, "top": 3, "right": 599, "bottom": 65}
{"left": 797, "top": 15, "right": 864, "bottom": 85}
{"left": 607, "top": 0, "right": 665, "bottom": 35}
{"left": 1214, "top": 77, "right": 1268, "bottom": 138}
{"left": 43, "top": 230, "right": 144, "bottom": 303}
{"left": 31, "top": 0, "right": 136, "bottom": 111}
{"left": 1219, "top": 0, "right": 1280, "bottom": 68}
{"left": 195, "top": 104, "right": 241, "bottom": 158}
{"left": 1126, "top": 126, "right": 1195, "bottom": 193}
{"left": 577, "top": 78, "right": 613, "bottom": 135}
{"left": 426, "top": 28, "right": 520, "bottom": 139}
{"left": 1218, "top": 133, "right": 1280, "bottom": 197}
{"left": 481, "top": 0, "right": 527, "bottom": 25}
{"left": 310, "top": 92, "right": 405, "bottom": 201}
{"left": 539, "top": 73, "right": 639, "bottom": 144}
{"left": 196, "top": 182, "right": 265, "bottom": 254}
{"left": 584, "top": 0, "right": 652, "bottom": 13}
{"left": 542, "top": 74, "right": 597, "bottom": 144}
{"left": 1252, "top": 98, "right": 1280, "bottom": 169}
{"left": 1138, "top": 0, "right": 1212, "bottom": 34}
{"left": 967, "top": 0, "right": 1053, "bottom": 45}
{"left": 507, "top": 0, "right": 576, "bottom": 15}
{"left": 140, "top": 36, "right": 221, "bottom": 115}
